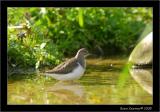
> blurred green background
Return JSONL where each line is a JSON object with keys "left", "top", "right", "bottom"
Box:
{"left": 8, "top": 7, "right": 152, "bottom": 70}
{"left": 7, "top": 7, "right": 153, "bottom": 105}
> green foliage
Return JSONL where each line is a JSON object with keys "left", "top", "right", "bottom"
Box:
{"left": 8, "top": 7, "right": 152, "bottom": 70}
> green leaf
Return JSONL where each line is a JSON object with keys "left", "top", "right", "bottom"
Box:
{"left": 40, "top": 43, "right": 46, "bottom": 49}
{"left": 35, "top": 60, "right": 40, "bottom": 69}
{"left": 78, "top": 9, "right": 84, "bottom": 27}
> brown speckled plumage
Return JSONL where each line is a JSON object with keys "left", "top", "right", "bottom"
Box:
{"left": 45, "top": 48, "right": 88, "bottom": 74}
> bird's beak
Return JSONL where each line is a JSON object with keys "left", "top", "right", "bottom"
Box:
{"left": 86, "top": 53, "right": 93, "bottom": 57}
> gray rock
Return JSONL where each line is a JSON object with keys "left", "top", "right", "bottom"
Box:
{"left": 129, "top": 32, "right": 152, "bottom": 67}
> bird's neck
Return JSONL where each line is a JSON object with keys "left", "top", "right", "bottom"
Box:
{"left": 75, "top": 54, "right": 86, "bottom": 68}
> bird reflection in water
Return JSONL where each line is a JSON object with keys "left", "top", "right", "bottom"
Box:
{"left": 45, "top": 81, "right": 86, "bottom": 104}
{"left": 129, "top": 68, "right": 152, "bottom": 95}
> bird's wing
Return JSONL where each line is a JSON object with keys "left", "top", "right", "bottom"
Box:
{"left": 45, "top": 58, "right": 79, "bottom": 74}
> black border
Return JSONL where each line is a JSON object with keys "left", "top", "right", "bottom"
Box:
{"left": 1, "top": 0, "right": 160, "bottom": 111}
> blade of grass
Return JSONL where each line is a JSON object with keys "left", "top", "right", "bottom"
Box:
{"left": 78, "top": 9, "right": 84, "bottom": 28}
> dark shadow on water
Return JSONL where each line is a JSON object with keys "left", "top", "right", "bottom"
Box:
{"left": 80, "top": 72, "right": 119, "bottom": 86}
{"left": 79, "top": 64, "right": 122, "bottom": 86}
{"left": 87, "top": 64, "right": 123, "bottom": 73}
{"left": 80, "top": 75, "right": 117, "bottom": 86}
{"left": 8, "top": 73, "right": 38, "bottom": 83}
{"left": 80, "top": 81, "right": 115, "bottom": 86}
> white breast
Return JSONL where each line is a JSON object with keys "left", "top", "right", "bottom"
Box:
{"left": 45, "top": 63, "right": 85, "bottom": 81}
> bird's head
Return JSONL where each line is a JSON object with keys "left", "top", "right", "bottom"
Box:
{"left": 76, "top": 48, "right": 89, "bottom": 58}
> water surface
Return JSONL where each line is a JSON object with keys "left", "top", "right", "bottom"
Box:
{"left": 8, "top": 58, "right": 152, "bottom": 104}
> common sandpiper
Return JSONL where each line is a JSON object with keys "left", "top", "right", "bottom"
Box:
{"left": 45, "top": 48, "right": 89, "bottom": 81}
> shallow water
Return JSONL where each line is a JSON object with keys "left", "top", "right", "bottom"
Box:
{"left": 8, "top": 58, "right": 152, "bottom": 104}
